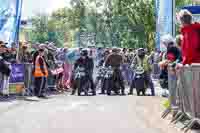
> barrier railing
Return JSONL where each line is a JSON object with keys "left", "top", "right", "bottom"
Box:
{"left": 152, "top": 63, "right": 160, "bottom": 79}
{"left": 0, "top": 63, "right": 62, "bottom": 97}
{"left": 162, "top": 64, "right": 200, "bottom": 132}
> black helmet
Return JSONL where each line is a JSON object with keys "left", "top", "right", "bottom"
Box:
{"left": 112, "top": 47, "right": 120, "bottom": 53}
{"left": 81, "top": 49, "right": 88, "bottom": 56}
{"left": 137, "top": 48, "right": 145, "bottom": 57}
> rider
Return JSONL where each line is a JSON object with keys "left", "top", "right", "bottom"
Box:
{"left": 98, "top": 50, "right": 110, "bottom": 67}
{"left": 129, "top": 48, "right": 155, "bottom": 96}
{"left": 96, "top": 50, "right": 110, "bottom": 94}
{"left": 71, "top": 49, "right": 95, "bottom": 95}
{"left": 104, "top": 47, "right": 125, "bottom": 95}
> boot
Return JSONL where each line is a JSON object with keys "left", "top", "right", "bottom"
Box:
{"left": 121, "top": 89, "right": 126, "bottom": 96}
{"left": 128, "top": 88, "right": 133, "bottom": 95}
{"left": 71, "top": 89, "right": 76, "bottom": 95}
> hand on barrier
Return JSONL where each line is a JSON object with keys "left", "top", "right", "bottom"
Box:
{"left": 159, "top": 60, "right": 170, "bottom": 69}
{"left": 175, "top": 63, "right": 183, "bottom": 74}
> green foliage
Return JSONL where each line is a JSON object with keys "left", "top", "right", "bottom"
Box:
{"left": 26, "top": 0, "right": 199, "bottom": 49}
{"left": 176, "top": 0, "right": 193, "bottom": 7}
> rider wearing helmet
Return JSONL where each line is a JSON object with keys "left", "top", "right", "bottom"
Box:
{"left": 98, "top": 49, "right": 110, "bottom": 67}
{"left": 129, "top": 48, "right": 155, "bottom": 96}
{"left": 96, "top": 49, "right": 110, "bottom": 94}
{"left": 104, "top": 47, "right": 125, "bottom": 95}
{"left": 71, "top": 49, "right": 95, "bottom": 95}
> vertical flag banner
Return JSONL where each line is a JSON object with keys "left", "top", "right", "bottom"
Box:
{"left": 0, "top": 0, "right": 23, "bottom": 47}
{"left": 155, "top": 0, "right": 160, "bottom": 50}
{"left": 156, "top": 0, "right": 174, "bottom": 51}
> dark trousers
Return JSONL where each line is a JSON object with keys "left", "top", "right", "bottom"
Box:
{"left": 113, "top": 67, "right": 125, "bottom": 93}
{"left": 34, "top": 77, "right": 47, "bottom": 96}
{"left": 88, "top": 73, "right": 95, "bottom": 91}
{"left": 145, "top": 72, "right": 155, "bottom": 96}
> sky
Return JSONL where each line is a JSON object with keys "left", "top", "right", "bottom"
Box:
{"left": 22, "top": 0, "right": 71, "bottom": 19}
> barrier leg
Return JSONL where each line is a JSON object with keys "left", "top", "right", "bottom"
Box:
{"left": 162, "top": 107, "right": 171, "bottom": 118}
{"left": 183, "top": 118, "right": 200, "bottom": 133}
{"left": 184, "top": 119, "right": 197, "bottom": 133}
{"left": 173, "top": 113, "right": 185, "bottom": 124}
{"left": 181, "top": 120, "right": 191, "bottom": 131}
{"left": 171, "top": 111, "right": 182, "bottom": 123}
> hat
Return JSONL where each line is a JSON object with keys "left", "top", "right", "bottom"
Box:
{"left": 39, "top": 48, "right": 44, "bottom": 52}
{"left": 112, "top": 47, "right": 120, "bottom": 53}
{"left": 39, "top": 44, "right": 46, "bottom": 49}
{"left": 0, "top": 43, "right": 5, "bottom": 47}
{"left": 0, "top": 43, "right": 7, "bottom": 48}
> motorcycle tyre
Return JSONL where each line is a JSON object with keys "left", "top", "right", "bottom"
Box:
{"left": 136, "top": 89, "right": 146, "bottom": 96}
{"left": 105, "top": 79, "right": 112, "bottom": 96}
{"left": 76, "top": 79, "right": 82, "bottom": 96}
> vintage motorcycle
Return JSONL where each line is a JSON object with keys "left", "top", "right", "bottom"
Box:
{"left": 95, "top": 66, "right": 106, "bottom": 92}
{"left": 134, "top": 66, "right": 146, "bottom": 96}
{"left": 74, "top": 66, "right": 89, "bottom": 96}
{"left": 102, "top": 66, "right": 117, "bottom": 95}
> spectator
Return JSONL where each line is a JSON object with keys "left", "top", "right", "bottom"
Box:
{"left": 19, "top": 43, "right": 31, "bottom": 63}
{"left": 159, "top": 34, "right": 181, "bottom": 69}
{"left": 33, "top": 48, "right": 48, "bottom": 98}
{"left": 175, "top": 35, "right": 183, "bottom": 50}
{"left": 0, "top": 50, "right": 11, "bottom": 96}
{"left": 159, "top": 35, "right": 181, "bottom": 97}
{"left": 178, "top": 9, "right": 200, "bottom": 65}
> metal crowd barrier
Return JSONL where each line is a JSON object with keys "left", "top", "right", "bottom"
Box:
{"left": 24, "top": 64, "right": 58, "bottom": 95}
{"left": 161, "top": 65, "right": 179, "bottom": 119}
{"left": 23, "top": 63, "right": 34, "bottom": 96}
{"left": 162, "top": 64, "right": 200, "bottom": 132}
{"left": 0, "top": 63, "right": 57, "bottom": 96}
{"left": 152, "top": 63, "right": 160, "bottom": 79}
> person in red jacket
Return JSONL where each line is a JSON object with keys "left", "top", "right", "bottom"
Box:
{"left": 178, "top": 9, "right": 200, "bottom": 65}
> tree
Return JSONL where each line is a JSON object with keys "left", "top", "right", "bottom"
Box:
{"left": 176, "top": 0, "right": 193, "bottom": 7}
{"left": 28, "top": 0, "right": 156, "bottom": 49}
{"left": 30, "top": 14, "right": 49, "bottom": 43}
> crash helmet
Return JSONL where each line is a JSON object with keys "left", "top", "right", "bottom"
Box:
{"left": 137, "top": 48, "right": 145, "bottom": 57}
{"left": 80, "top": 48, "right": 88, "bottom": 56}
{"left": 161, "top": 34, "right": 175, "bottom": 49}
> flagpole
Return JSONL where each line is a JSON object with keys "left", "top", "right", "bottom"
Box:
{"left": 16, "top": 0, "right": 23, "bottom": 62}
{"left": 172, "top": 0, "right": 176, "bottom": 37}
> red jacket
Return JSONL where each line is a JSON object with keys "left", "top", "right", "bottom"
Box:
{"left": 181, "top": 23, "right": 200, "bottom": 65}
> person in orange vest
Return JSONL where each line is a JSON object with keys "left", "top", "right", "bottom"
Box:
{"left": 33, "top": 48, "right": 49, "bottom": 98}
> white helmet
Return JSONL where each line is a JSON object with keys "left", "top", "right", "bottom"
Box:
{"left": 161, "top": 34, "right": 175, "bottom": 46}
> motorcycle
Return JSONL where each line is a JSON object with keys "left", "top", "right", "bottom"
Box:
{"left": 95, "top": 66, "right": 106, "bottom": 91}
{"left": 102, "top": 66, "right": 118, "bottom": 95}
{"left": 74, "top": 66, "right": 89, "bottom": 96}
{"left": 134, "top": 66, "right": 146, "bottom": 96}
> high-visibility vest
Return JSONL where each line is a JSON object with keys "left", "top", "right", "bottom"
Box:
{"left": 34, "top": 56, "right": 48, "bottom": 77}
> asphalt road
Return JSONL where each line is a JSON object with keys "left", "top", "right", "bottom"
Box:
{"left": 0, "top": 94, "right": 181, "bottom": 133}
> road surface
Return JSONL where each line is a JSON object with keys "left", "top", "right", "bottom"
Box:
{"left": 0, "top": 94, "right": 180, "bottom": 133}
